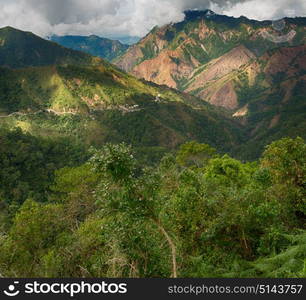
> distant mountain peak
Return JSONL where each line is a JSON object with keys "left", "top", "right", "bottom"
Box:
{"left": 0, "top": 27, "right": 99, "bottom": 69}
{"left": 50, "top": 35, "right": 129, "bottom": 61}
{"left": 1, "top": 26, "right": 14, "bottom": 30}
{"left": 1, "top": 26, "right": 20, "bottom": 31}
{"left": 0, "top": 26, "right": 38, "bottom": 37}
{"left": 184, "top": 9, "right": 217, "bottom": 21}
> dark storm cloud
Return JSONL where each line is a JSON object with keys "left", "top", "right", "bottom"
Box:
{"left": 25, "top": 0, "right": 121, "bottom": 25}
{"left": 0, "top": 0, "right": 305, "bottom": 38}
{"left": 179, "top": 0, "right": 247, "bottom": 10}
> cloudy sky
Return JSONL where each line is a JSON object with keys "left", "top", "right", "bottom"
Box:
{"left": 0, "top": 0, "right": 305, "bottom": 39}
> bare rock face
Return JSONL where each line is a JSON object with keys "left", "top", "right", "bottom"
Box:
{"left": 115, "top": 17, "right": 261, "bottom": 110}
{"left": 185, "top": 46, "right": 255, "bottom": 109}
{"left": 115, "top": 29, "right": 168, "bottom": 72}
{"left": 188, "top": 46, "right": 255, "bottom": 89}
{"left": 119, "top": 43, "right": 256, "bottom": 110}
{"left": 233, "top": 104, "right": 248, "bottom": 117}
{"left": 132, "top": 49, "right": 196, "bottom": 89}
{"left": 115, "top": 44, "right": 144, "bottom": 72}
{"left": 204, "top": 81, "right": 238, "bottom": 109}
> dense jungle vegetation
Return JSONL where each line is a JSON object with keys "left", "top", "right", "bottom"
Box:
{"left": 0, "top": 128, "right": 305, "bottom": 278}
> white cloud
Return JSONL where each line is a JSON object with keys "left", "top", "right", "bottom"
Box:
{"left": 219, "top": 0, "right": 306, "bottom": 20}
{"left": 0, "top": 0, "right": 305, "bottom": 39}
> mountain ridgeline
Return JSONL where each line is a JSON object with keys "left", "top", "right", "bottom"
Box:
{"left": 0, "top": 10, "right": 305, "bottom": 160}
{"left": 116, "top": 10, "right": 306, "bottom": 87}
{"left": 115, "top": 10, "right": 306, "bottom": 158}
{"left": 0, "top": 27, "right": 100, "bottom": 68}
{"left": 51, "top": 35, "right": 129, "bottom": 62}
{"left": 0, "top": 26, "right": 243, "bottom": 161}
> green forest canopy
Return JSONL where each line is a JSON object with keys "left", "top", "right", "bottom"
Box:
{"left": 0, "top": 129, "right": 305, "bottom": 278}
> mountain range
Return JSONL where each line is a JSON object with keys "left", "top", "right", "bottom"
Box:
{"left": 51, "top": 35, "right": 129, "bottom": 61}
{"left": 0, "top": 26, "right": 242, "bottom": 163}
{"left": 116, "top": 10, "right": 306, "bottom": 106}
{"left": 115, "top": 10, "right": 306, "bottom": 158}
{"left": 0, "top": 10, "right": 306, "bottom": 160}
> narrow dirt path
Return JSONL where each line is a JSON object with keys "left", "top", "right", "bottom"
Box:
{"left": 0, "top": 109, "right": 77, "bottom": 118}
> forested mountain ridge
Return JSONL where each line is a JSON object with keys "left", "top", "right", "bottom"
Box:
{"left": 51, "top": 35, "right": 129, "bottom": 62}
{"left": 0, "top": 27, "right": 101, "bottom": 68}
